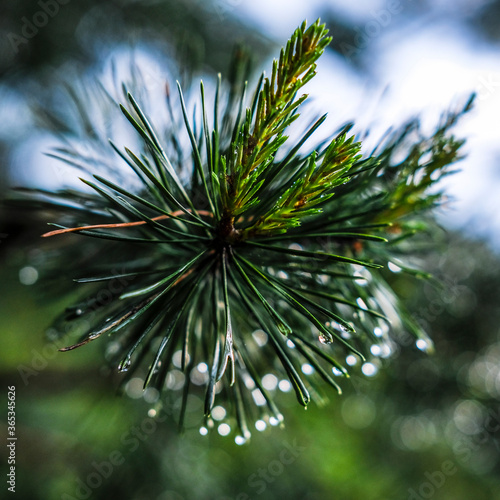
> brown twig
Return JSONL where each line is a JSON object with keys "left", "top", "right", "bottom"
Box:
{"left": 42, "top": 210, "right": 213, "bottom": 238}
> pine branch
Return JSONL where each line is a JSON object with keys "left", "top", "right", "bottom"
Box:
{"left": 219, "top": 19, "right": 332, "bottom": 232}
{"left": 10, "top": 19, "right": 474, "bottom": 441}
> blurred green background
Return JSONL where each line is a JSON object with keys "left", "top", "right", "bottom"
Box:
{"left": 2, "top": 1, "right": 500, "bottom": 499}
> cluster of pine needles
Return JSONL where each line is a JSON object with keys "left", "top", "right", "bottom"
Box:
{"left": 15, "top": 20, "right": 472, "bottom": 440}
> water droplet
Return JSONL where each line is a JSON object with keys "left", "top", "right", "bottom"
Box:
{"left": 356, "top": 297, "right": 368, "bottom": 310}
{"left": 252, "top": 330, "right": 268, "bottom": 346}
{"left": 118, "top": 357, "right": 131, "bottom": 372}
{"left": 388, "top": 262, "right": 402, "bottom": 273}
{"left": 340, "top": 323, "right": 355, "bottom": 334}
{"left": 144, "top": 387, "right": 159, "bottom": 403}
{"left": 197, "top": 362, "right": 208, "bottom": 373}
{"left": 362, "top": 362, "right": 378, "bottom": 377}
{"left": 147, "top": 408, "right": 157, "bottom": 418}
{"left": 416, "top": 339, "right": 429, "bottom": 352}
{"left": 243, "top": 375, "right": 255, "bottom": 390}
{"left": 199, "top": 426, "right": 208, "bottom": 436}
{"left": 346, "top": 355, "right": 357, "bottom": 366}
{"left": 373, "top": 327, "right": 383, "bottom": 337}
{"left": 269, "top": 417, "right": 280, "bottom": 426}
{"left": 190, "top": 366, "right": 209, "bottom": 386}
{"left": 19, "top": 266, "right": 38, "bottom": 285}
{"left": 287, "top": 339, "right": 296, "bottom": 348}
{"left": 235, "top": 436, "right": 246, "bottom": 445}
{"left": 262, "top": 374, "right": 278, "bottom": 391}
{"left": 172, "top": 349, "right": 188, "bottom": 368}
{"left": 255, "top": 420, "right": 267, "bottom": 431}
{"left": 124, "top": 377, "right": 144, "bottom": 399}
{"left": 252, "top": 389, "right": 266, "bottom": 406}
{"left": 319, "top": 335, "right": 332, "bottom": 345}
{"left": 165, "top": 370, "right": 185, "bottom": 390}
{"left": 212, "top": 406, "right": 226, "bottom": 421}
{"left": 301, "top": 363, "right": 314, "bottom": 375}
{"left": 354, "top": 272, "right": 367, "bottom": 286}
{"left": 380, "top": 344, "right": 393, "bottom": 358}
{"left": 278, "top": 380, "right": 292, "bottom": 392}
{"left": 218, "top": 423, "right": 231, "bottom": 436}
{"left": 370, "top": 345, "right": 382, "bottom": 356}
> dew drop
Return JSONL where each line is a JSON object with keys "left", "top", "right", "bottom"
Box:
{"left": 218, "top": 423, "right": 231, "bottom": 436}
{"left": 262, "top": 374, "right": 278, "bottom": 391}
{"left": 252, "top": 389, "right": 266, "bottom": 406}
{"left": 165, "top": 370, "right": 185, "bottom": 390}
{"left": 416, "top": 339, "right": 429, "bottom": 352}
{"left": 144, "top": 387, "right": 159, "bottom": 403}
{"left": 340, "top": 323, "right": 355, "bottom": 334}
{"left": 173, "top": 349, "right": 188, "bottom": 368}
{"left": 235, "top": 436, "right": 246, "bottom": 445}
{"left": 124, "top": 377, "right": 144, "bottom": 399}
{"left": 255, "top": 420, "right": 267, "bottom": 431}
{"left": 253, "top": 330, "right": 268, "bottom": 346}
{"left": 243, "top": 376, "right": 255, "bottom": 390}
{"left": 197, "top": 362, "right": 208, "bottom": 373}
{"left": 301, "top": 363, "right": 314, "bottom": 375}
{"left": 356, "top": 297, "right": 368, "bottom": 310}
{"left": 388, "top": 261, "right": 402, "bottom": 273}
{"left": 278, "top": 380, "right": 292, "bottom": 392}
{"left": 319, "top": 335, "right": 332, "bottom": 345}
{"left": 318, "top": 274, "right": 329, "bottom": 284}
{"left": 362, "top": 362, "right": 378, "bottom": 377}
{"left": 212, "top": 405, "right": 227, "bottom": 421}
{"left": 118, "top": 357, "right": 131, "bottom": 372}
{"left": 19, "top": 266, "right": 38, "bottom": 285}
{"left": 346, "top": 355, "right": 357, "bottom": 366}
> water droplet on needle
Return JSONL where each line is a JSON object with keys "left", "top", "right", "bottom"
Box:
{"left": 319, "top": 335, "right": 332, "bottom": 345}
